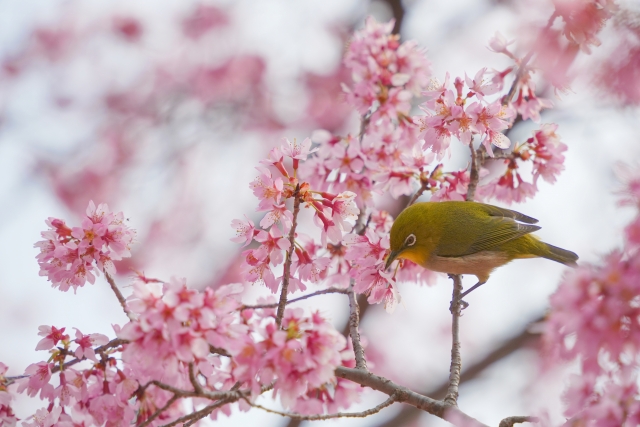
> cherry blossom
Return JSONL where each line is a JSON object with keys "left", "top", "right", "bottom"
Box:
{"left": 0, "top": 363, "right": 18, "bottom": 427}
{"left": 230, "top": 216, "right": 255, "bottom": 248}
{"left": 35, "top": 325, "right": 69, "bottom": 351}
{"left": 34, "top": 201, "right": 135, "bottom": 291}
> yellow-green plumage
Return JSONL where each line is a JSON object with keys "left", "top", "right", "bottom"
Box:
{"left": 386, "top": 201, "right": 578, "bottom": 284}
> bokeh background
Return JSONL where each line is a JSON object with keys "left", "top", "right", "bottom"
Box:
{"left": 1, "top": 0, "right": 639, "bottom": 425}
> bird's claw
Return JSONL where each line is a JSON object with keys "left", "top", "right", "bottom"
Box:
{"left": 449, "top": 298, "right": 469, "bottom": 313}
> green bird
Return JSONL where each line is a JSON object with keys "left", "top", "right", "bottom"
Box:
{"left": 384, "top": 201, "right": 578, "bottom": 297}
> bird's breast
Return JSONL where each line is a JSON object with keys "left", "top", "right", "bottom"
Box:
{"left": 422, "top": 251, "right": 512, "bottom": 283}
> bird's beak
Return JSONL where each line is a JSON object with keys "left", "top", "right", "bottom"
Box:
{"left": 384, "top": 249, "right": 400, "bottom": 271}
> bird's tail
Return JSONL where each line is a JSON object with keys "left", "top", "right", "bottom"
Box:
{"left": 540, "top": 243, "right": 579, "bottom": 267}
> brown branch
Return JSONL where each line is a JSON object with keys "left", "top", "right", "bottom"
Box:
{"left": 188, "top": 362, "right": 203, "bottom": 394}
{"left": 276, "top": 185, "right": 302, "bottom": 328}
{"left": 358, "top": 113, "right": 372, "bottom": 142}
{"left": 244, "top": 393, "right": 398, "bottom": 420}
{"left": 137, "top": 395, "right": 180, "bottom": 427}
{"left": 499, "top": 416, "right": 540, "bottom": 427}
{"left": 504, "top": 12, "right": 557, "bottom": 105}
{"left": 383, "top": 0, "right": 405, "bottom": 35}
{"left": 105, "top": 272, "right": 133, "bottom": 319}
{"left": 241, "top": 287, "right": 348, "bottom": 311}
{"left": 159, "top": 397, "right": 234, "bottom": 427}
{"left": 372, "top": 315, "right": 543, "bottom": 427}
{"left": 466, "top": 146, "right": 481, "bottom": 202}
{"left": 347, "top": 282, "right": 367, "bottom": 370}
{"left": 50, "top": 338, "right": 128, "bottom": 374}
{"left": 408, "top": 178, "right": 429, "bottom": 206}
{"left": 335, "top": 367, "right": 489, "bottom": 427}
{"left": 209, "top": 345, "right": 231, "bottom": 357}
{"left": 445, "top": 275, "right": 464, "bottom": 406}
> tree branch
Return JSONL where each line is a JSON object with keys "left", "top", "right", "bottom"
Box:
{"left": 499, "top": 416, "right": 540, "bottom": 427}
{"left": 105, "top": 272, "right": 133, "bottom": 319}
{"left": 244, "top": 393, "right": 398, "bottom": 420}
{"left": 188, "top": 362, "right": 203, "bottom": 394}
{"left": 159, "top": 397, "right": 234, "bottom": 427}
{"left": 335, "top": 366, "right": 489, "bottom": 427}
{"left": 445, "top": 274, "right": 464, "bottom": 406}
{"left": 241, "top": 287, "right": 348, "bottom": 311}
{"left": 466, "top": 145, "right": 481, "bottom": 202}
{"left": 137, "top": 395, "right": 180, "bottom": 427}
{"left": 50, "top": 338, "right": 128, "bottom": 374}
{"left": 276, "top": 184, "right": 302, "bottom": 328}
{"left": 408, "top": 178, "right": 429, "bottom": 206}
{"left": 347, "top": 282, "right": 367, "bottom": 370}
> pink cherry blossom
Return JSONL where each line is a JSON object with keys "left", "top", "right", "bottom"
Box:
{"left": 254, "top": 227, "right": 291, "bottom": 266}
{"left": 35, "top": 325, "right": 69, "bottom": 351}
{"left": 249, "top": 166, "right": 284, "bottom": 211}
{"left": 431, "top": 169, "right": 470, "bottom": 202}
{"left": 16, "top": 362, "right": 53, "bottom": 400}
{"left": 34, "top": 201, "right": 135, "bottom": 291}
{"left": 230, "top": 215, "right": 257, "bottom": 247}
{"left": 22, "top": 406, "right": 62, "bottom": 427}
{"left": 73, "top": 329, "right": 109, "bottom": 362}
{"left": 294, "top": 248, "right": 331, "bottom": 283}
{"left": 260, "top": 203, "right": 294, "bottom": 232}
{"left": 487, "top": 31, "right": 515, "bottom": 57}
{"left": 529, "top": 123, "right": 567, "bottom": 184}
{"left": 242, "top": 249, "right": 278, "bottom": 292}
{"left": 0, "top": 363, "right": 18, "bottom": 427}
{"left": 465, "top": 68, "right": 501, "bottom": 98}
{"left": 281, "top": 137, "right": 317, "bottom": 167}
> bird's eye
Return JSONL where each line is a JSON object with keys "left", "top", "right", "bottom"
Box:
{"left": 404, "top": 234, "right": 416, "bottom": 247}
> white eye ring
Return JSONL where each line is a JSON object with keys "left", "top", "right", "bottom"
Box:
{"left": 404, "top": 234, "right": 416, "bottom": 247}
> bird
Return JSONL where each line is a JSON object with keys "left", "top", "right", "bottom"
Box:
{"left": 384, "top": 201, "right": 578, "bottom": 299}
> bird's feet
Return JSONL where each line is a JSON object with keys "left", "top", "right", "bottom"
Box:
{"left": 449, "top": 297, "right": 469, "bottom": 314}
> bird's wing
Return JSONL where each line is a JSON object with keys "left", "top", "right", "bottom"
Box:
{"left": 461, "top": 219, "right": 541, "bottom": 254}
{"left": 433, "top": 205, "right": 541, "bottom": 257}
{"left": 478, "top": 203, "right": 539, "bottom": 224}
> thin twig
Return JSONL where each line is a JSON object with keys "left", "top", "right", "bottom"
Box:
{"left": 241, "top": 288, "right": 348, "bottom": 311}
{"left": 444, "top": 274, "right": 463, "bottom": 406}
{"left": 245, "top": 393, "right": 398, "bottom": 420}
{"left": 50, "top": 338, "right": 128, "bottom": 374}
{"left": 209, "top": 345, "right": 231, "bottom": 357}
{"left": 335, "top": 366, "right": 489, "bottom": 427}
{"left": 276, "top": 184, "right": 302, "bottom": 328}
{"left": 466, "top": 146, "right": 481, "bottom": 202}
{"left": 347, "top": 282, "right": 367, "bottom": 370}
{"left": 143, "top": 380, "right": 236, "bottom": 400}
{"left": 504, "top": 12, "right": 557, "bottom": 106}
{"left": 358, "top": 112, "right": 372, "bottom": 142}
{"left": 499, "top": 416, "right": 540, "bottom": 427}
{"left": 159, "top": 398, "right": 234, "bottom": 427}
{"left": 105, "top": 272, "right": 133, "bottom": 319}
{"left": 137, "top": 395, "right": 180, "bottom": 427}
{"left": 188, "top": 362, "right": 203, "bottom": 394}
{"left": 408, "top": 178, "right": 429, "bottom": 206}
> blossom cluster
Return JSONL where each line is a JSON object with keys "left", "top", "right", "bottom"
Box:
{"left": 543, "top": 165, "right": 640, "bottom": 424}
{"left": 478, "top": 123, "right": 567, "bottom": 203}
{"left": 234, "top": 137, "right": 360, "bottom": 294}
{"left": 418, "top": 69, "right": 514, "bottom": 158}
{"left": 4, "top": 276, "right": 354, "bottom": 426}
{"left": 343, "top": 17, "right": 431, "bottom": 128}
{"left": 0, "top": 363, "right": 17, "bottom": 427}
{"left": 34, "top": 201, "right": 135, "bottom": 292}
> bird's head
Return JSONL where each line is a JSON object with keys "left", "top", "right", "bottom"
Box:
{"left": 385, "top": 204, "right": 432, "bottom": 270}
